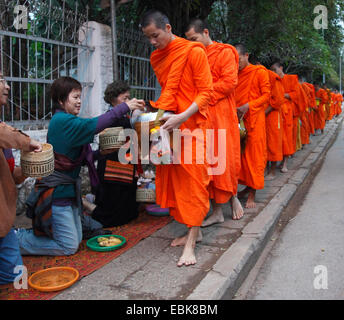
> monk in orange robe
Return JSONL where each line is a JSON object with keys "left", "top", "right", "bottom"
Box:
{"left": 334, "top": 90, "right": 343, "bottom": 116}
{"left": 265, "top": 69, "right": 284, "bottom": 180}
{"left": 314, "top": 83, "right": 327, "bottom": 134}
{"left": 337, "top": 91, "right": 343, "bottom": 115}
{"left": 332, "top": 91, "right": 339, "bottom": 116}
{"left": 324, "top": 86, "right": 332, "bottom": 121}
{"left": 299, "top": 81, "right": 311, "bottom": 145}
{"left": 294, "top": 82, "right": 304, "bottom": 152}
{"left": 294, "top": 81, "right": 303, "bottom": 152}
{"left": 304, "top": 82, "right": 316, "bottom": 135}
{"left": 332, "top": 90, "right": 339, "bottom": 116}
{"left": 185, "top": 19, "right": 244, "bottom": 225}
{"left": 271, "top": 62, "right": 300, "bottom": 173}
{"left": 141, "top": 10, "right": 214, "bottom": 267}
{"left": 328, "top": 90, "right": 336, "bottom": 120}
{"left": 235, "top": 44, "right": 271, "bottom": 208}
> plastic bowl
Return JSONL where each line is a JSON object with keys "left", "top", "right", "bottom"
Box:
{"left": 28, "top": 267, "right": 79, "bottom": 292}
{"left": 146, "top": 204, "right": 170, "bottom": 216}
{"left": 86, "top": 234, "right": 126, "bottom": 252}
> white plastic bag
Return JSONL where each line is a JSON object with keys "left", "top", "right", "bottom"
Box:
{"left": 150, "top": 127, "right": 173, "bottom": 165}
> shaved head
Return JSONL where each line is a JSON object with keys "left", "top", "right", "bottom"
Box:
{"left": 270, "top": 61, "right": 284, "bottom": 78}
{"left": 235, "top": 44, "right": 249, "bottom": 71}
{"left": 185, "top": 18, "right": 212, "bottom": 46}
{"left": 235, "top": 44, "right": 248, "bottom": 56}
{"left": 271, "top": 61, "right": 282, "bottom": 69}
{"left": 140, "top": 9, "right": 170, "bottom": 30}
{"left": 185, "top": 18, "right": 208, "bottom": 34}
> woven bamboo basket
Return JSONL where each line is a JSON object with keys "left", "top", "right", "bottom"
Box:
{"left": 99, "top": 127, "right": 125, "bottom": 151}
{"left": 21, "top": 143, "right": 54, "bottom": 178}
{"left": 136, "top": 188, "right": 156, "bottom": 203}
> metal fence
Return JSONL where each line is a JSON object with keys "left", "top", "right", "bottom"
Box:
{"left": 0, "top": 1, "right": 157, "bottom": 128}
{"left": 117, "top": 22, "right": 158, "bottom": 102}
{"left": 0, "top": 0, "right": 94, "bottom": 127}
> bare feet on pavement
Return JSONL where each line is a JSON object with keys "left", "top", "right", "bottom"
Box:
{"left": 280, "top": 167, "right": 288, "bottom": 173}
{"left": 171, "top": 229, "right": 202, "bottom": 247}
{"left": 201, "top": 205, "right": 224, "bottom": 227}
{"left": 264, "top": 173, "right": 276, "bottom": 181}
{"left": 175, "top": 227, "right": 200, "bottom": 267}
{"left": 245, "top": 189, "right": 256, "bottom": 209}
{"left": 231, "top": 195, "right": 244, "bottom": 220}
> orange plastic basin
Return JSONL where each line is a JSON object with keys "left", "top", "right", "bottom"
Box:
{"left": 28, "top": 267, "right": 79, "bottom": 292}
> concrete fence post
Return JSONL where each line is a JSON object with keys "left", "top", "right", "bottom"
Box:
{"left": 78, "top": 21, "right": 114, "bottom": 118}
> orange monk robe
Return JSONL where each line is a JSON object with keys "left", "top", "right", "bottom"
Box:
{"left": 299, "top": 84, "right": 311, "bottom": 145}
{"left": 235, "top": 64, "right": 271, "bottom": 190}
{"left": 206, "top": 42, "right": 240, "bottom": 204}
{"left": 338, "top": 93, "right": 344, "bottom": 114}
{"left": 325, "top": 89, "right": 332, "bottom": 120}
{"left": 304, "top": 83, "right": 316, "bottom": 135}
{"left": 336, "top": 93, "right": 343, "bottom": 115}
{"left": 150, "top": 36, "right": 213, "bottom": 227}
{"left": 266, "top": 70, "right": 284, "bottom": 162}
{"left": 294, "top": 83, "right": 305, "bottom": 151}
{"left": 330, "top": 92, "right": 337, "bottom": 118}
{"left": 332, "top": 93, "right": 339, "bottom": 116}
{"left": 314, "top": 88, "right": 327, "bottom": 130}
{"left": 281, "top": 74, "right": 300, "bottom": 156}
{"left": 305, "top": 83, "right": 315, "bottom": 137}
{"left": 328, "top": 91, "right": 336, "bottom": 120}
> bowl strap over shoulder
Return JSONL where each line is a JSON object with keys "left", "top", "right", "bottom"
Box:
{"left": 154, "top": 109, "right": 165, "bottom": 127}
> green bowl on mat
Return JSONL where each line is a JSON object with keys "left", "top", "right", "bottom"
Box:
{"left": 86, "top": 234, "right": 126, "bottom": 252}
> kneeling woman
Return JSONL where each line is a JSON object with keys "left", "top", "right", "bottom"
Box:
{"left": 84, "top": 81, "right": 140, "bottom": 227}
{"left": 16, "top": 77, "right": 144, "bottom": 256}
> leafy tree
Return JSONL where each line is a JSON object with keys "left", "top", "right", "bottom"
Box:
{"left": 207, "top": 0, "right": 343, "bottom": 88}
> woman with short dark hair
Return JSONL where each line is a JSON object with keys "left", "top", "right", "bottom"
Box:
{"left": 104, "top": 80, "right": 130, "bottom": 105}
{"left": 16, "top": 77, "right": 145, "bottom": 256}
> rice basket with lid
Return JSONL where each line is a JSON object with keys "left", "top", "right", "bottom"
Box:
{"left": 20, "top": 143, "right": 54, "bottom": 178}
{"left": 99, "top": 127, "right": 126, "bottom": 151}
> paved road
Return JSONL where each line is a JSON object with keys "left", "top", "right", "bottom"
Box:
{"left": 245, "top": 124, "right": 344, "bottom": 300}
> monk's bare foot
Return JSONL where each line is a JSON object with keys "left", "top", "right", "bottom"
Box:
{"left": 245, "top": 189, "right": 256, "bottom": 209}
{"left": 265, "top": 173, "right": 276, "bottom": 181}
{"left": 245, "top": 198, "right": 256, "bottom": 209}
{"left": 171, "top": 229, "right": 202, "bottom": 247}
{"left": 280, "top": 167, "right": 288, "bottom": 173}
{"left": 280, "top": 158, "right": 288, "bottom": 173}
{"left": 237, "top": 187, "right": 249, "bottom": 199}
{"left": 177, "top": 246, "right": 197, "bottom": 267}
{"left": 231, "top": 196, "right": 244, "bottom": 220}
{"left": 201, "top": 205, "right": 224, "bottom": 227}
{"left": 177, "top": 227, "right": 199, "bottom": 267}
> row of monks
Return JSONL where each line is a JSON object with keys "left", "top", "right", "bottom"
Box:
{"left": 234, "top": 55, "right": 343, "bottom": 209}
{"left": 139, "top": 11, "right": 343, "bottom": 266}
{"left": 183, "top": 20, "right": 344, "bottom": 213}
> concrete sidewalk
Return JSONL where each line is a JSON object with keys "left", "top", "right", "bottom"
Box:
{"left": 15, "top": 115, "right": 343, "bottom": 300}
